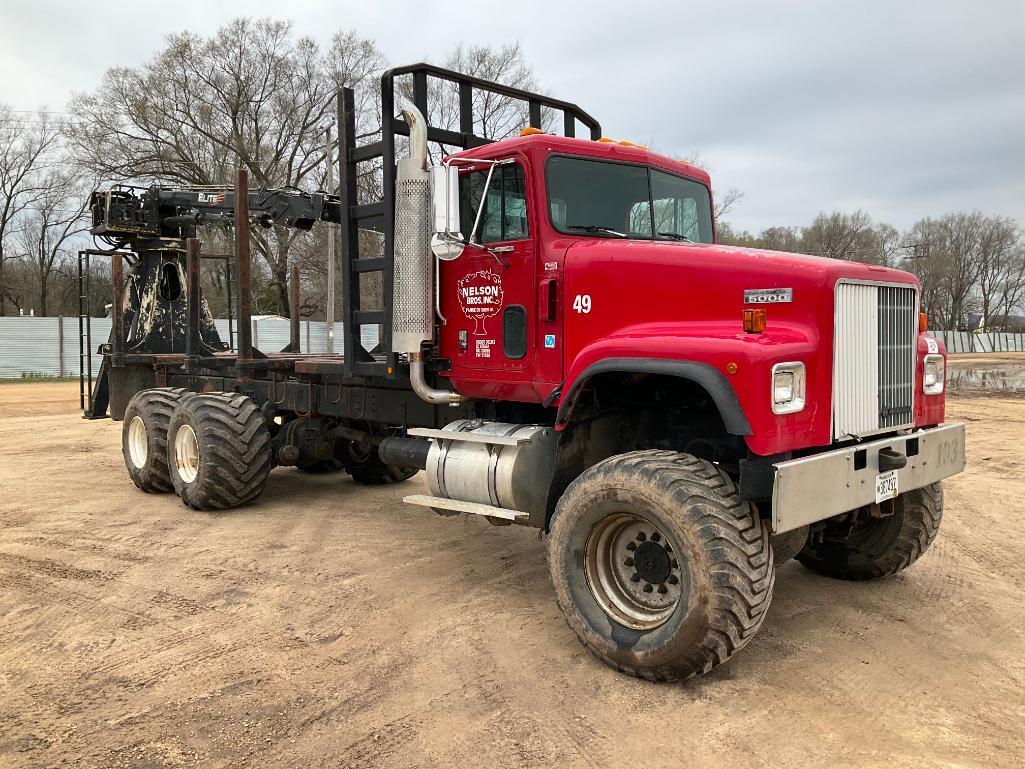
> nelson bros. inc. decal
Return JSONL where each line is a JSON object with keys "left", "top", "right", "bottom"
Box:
{"left": 457, "top": 269, "right": 505, "bottom": 336}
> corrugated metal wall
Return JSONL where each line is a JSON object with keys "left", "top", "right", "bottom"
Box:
{"left": 928, "top": 331, "right": 1025, "bottom": 354}
{"left": 0, "top": 317, "right": 380, "bottom": 378}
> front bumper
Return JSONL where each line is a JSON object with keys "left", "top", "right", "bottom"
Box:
{"left": 771, "top": 423, "right": 966, "bottom": 533}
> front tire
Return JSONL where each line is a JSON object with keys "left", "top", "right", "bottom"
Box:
{"left": 121, "top": 388, "right": 191, "bottom": 493}
{"left": 797, "top": 483, "right": 943, "bottom": 580}
{"left": 167, "top": 393, "right": 272, "bottom": 510}
{"left": 547, "top": 450, "right": 774, "bottom": 682}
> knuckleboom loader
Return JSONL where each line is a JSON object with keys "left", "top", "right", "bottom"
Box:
{"left": 83, "top": 63, "right": 965, "bottom": 681}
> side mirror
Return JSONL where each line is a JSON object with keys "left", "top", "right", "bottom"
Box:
{"left": 429, "top": 165, "right": 464, "bottom": 261}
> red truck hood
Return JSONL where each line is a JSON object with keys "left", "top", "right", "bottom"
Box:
{"left": 700, "top": 242, "right": 917, "bottom": 286}
{"left": 565, "top": 238, "right": 918, "bottom": 290}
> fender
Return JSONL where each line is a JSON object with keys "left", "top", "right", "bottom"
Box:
{"left": 554, "top": 321, "right": 823, "bottom": 455}
{"left": 555, "top": 356, "right": 752, "bottom": 436}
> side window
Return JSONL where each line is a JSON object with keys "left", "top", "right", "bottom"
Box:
{"left": 649, "top": 169, "right": 713, "bottom": 243}
{"left": 628, "top": 200, "right": 653, "bottom": 237}
{"left": 459, "top": 163, "right": 529, "bottom": 244}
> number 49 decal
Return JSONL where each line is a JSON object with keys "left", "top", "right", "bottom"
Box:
{"left": 572, "top": 294, "right": 592, "bottom": 314}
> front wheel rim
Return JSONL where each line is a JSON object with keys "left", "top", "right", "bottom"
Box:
{"left": 174, "top": 424, "right": 200, "bottom": 483}
{"left": 128, "top": 415, "right": 149, "bottom": 468}
{"left": 584, "top": 513, "right": 684, "bottom": 630}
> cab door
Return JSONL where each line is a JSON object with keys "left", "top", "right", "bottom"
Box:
{"left": 439, "top": 157, "right": 536, "bottom": 375}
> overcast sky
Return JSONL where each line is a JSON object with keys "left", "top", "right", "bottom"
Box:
{"left": 1, "top": 0, "right": 1022, "bottom": 233}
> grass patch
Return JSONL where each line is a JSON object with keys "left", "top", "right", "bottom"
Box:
{"left": 0, "top": 373, "right": 80, "bottom": 384}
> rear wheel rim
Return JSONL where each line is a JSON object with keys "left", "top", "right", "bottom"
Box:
{"left": 128, "top": 416, "right": 148, "bottom": 469}
{"left": 174, "top": 424, "right": 200, "bottom": 484}
{"left": 584, "top": 513, "right": 684, "bottom": 630}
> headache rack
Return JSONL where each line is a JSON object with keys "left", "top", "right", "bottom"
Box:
{"left": 81, "top": 62, "right": 601, "bottom": 417}
{"left": 337, "top": 63, "right": 601, "bottom": 378}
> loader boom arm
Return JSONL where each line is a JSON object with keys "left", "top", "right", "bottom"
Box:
{"left": 89, "top": 184, "right": 344, "bottom": 242}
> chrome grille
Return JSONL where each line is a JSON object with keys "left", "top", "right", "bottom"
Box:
{"left": 833, "top": 282, "right": 917, "bottom": 440}
{"left": 878, "top": 285, "right": 917, "bottom": 428}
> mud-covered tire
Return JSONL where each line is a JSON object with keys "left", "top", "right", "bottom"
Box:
{"left": 166, "top": 393, "right": 272, "bottom": 510}
{"left": 342, "top": 443, "right": 417, "bottom": 485}
{"left": 797, "top": 483, "right": 943, "bottom": 580}
{"left": 547, "top": 450, "right": 774, "bottom": 682}
{"left": 121, "top": 388, "right": 192, "bottom": 493}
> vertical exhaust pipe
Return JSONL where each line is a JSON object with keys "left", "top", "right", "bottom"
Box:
{"left": 392, "top": 99, "right": 466, "bottom": 405}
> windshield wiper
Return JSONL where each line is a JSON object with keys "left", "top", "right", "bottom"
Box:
{"left": 568, "top": 224, "right": 627, "bottom": 238}
{"left": 657, "top": 232, "right": 692, "bottom": 242}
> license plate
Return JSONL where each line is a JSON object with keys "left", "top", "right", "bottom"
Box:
{"left": 875, "top": 470, "right": 899, "bottom": 503}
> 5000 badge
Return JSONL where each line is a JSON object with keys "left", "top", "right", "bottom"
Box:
{"left": 744, "top": 288, "right": 793, "bottom": 304}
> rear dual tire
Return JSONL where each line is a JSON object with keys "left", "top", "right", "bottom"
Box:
{"left": 166, "top": 393, "right": 272, "bottom": 510}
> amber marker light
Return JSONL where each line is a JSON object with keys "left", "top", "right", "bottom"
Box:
{"left": 919, "top": 312, "right": 928, "bottom": 332}
{"left": 743, "top": 308, "right": 767, "bottom": 334}
{"left": 519, "top": 127, "right": 543, "bottom": 137}
{"left": 726, "top": 362, "right": 739, "bottom": 374}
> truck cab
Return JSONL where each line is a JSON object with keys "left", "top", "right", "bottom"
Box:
{"left": 439, "top": 132, "right": 949, "bottom": 455}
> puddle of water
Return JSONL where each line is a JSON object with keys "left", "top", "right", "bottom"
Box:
{"left": 947, "top": 367, "right": 1025, "bottom": 394}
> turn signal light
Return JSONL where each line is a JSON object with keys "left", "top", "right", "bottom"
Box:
{"left": 743, "top": 308, "right": 766, "bottom": 334}
{"left": 919, "top": 312, "right": 928, "bottom": 332}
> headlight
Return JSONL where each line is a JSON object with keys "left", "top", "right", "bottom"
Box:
{"left": 923, "top": 354, "right": 945, "bottom": 395}
{"left": 772, "top": 361, "right": 806, "bottom": 414}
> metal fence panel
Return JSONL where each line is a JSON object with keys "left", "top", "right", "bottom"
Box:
{"left": 928, "top": 330, "right": 1025, "bottom": 354}
{"left": 11, "top": 319, "right": 1022, "bottom": 380}
{"left": 0, "top": 317, "right": 61, "bottom": 378}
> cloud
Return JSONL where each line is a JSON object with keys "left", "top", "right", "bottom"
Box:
{"left": 2, "top": 0, "right": 1022, "bottom": 232}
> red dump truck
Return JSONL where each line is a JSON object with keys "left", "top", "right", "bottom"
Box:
{"left": 81, "top": 63, "right": 965, "bottom": 681}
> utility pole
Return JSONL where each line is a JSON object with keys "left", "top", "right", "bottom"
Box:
{"left": 325, "top": 124, "right": 336, "bottom": 354}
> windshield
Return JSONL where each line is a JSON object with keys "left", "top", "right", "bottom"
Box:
{"left": 546, "top": 155, "right": 714, "bottom": 243}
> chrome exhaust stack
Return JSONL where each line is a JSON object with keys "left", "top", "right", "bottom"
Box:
{"left": 391, "top": 100, "right": 466, "bottom": 405}
{"left": 392, "top": 100, "right": 432, "bottom": 355}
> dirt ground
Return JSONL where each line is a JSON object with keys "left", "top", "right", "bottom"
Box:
{"left": 1, "top": 380, "right": 1023, "bottom": 769}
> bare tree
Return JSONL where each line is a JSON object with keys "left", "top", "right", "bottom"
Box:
{"left": 905, "top": 213, "right": 993, "bottom": 330}
{"left": 801, "top": 211, "right": 877, "bottom": 261}
{"left": 397, "top": 42, "right": 552, "bottom": 167}
{"left": 17, "top": 171, "right": 90, "bottom": 315}
{"left": 67, "top": 19, "right": 385, "bottom": 316}
{"left": 0, "top": 108, "right": 62, "bottom": 315}
{"left": 444, "top": 43, "right": 548, "bottom": 139}
{"left": 976, "top": 216, "right": 1020, "bottom": 330}
{"left": 994, "top": 244, "right": 1025, "bottom": 330}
